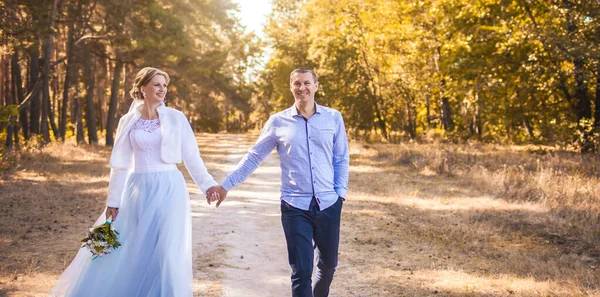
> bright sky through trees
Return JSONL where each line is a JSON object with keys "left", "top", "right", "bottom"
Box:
{"left": 234, "top": 0, "right": 272, "bottom": 37}
{"left": 233, "top": 0, "right": 273, "bottom": 74}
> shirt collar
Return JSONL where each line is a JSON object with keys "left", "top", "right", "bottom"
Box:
{"left": 290, "top": 102, "right": 322, "bottom": 117}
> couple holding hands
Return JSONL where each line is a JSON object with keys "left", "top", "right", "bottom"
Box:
{"left": 49, "top": 66, "right": 349, "bottom": 297}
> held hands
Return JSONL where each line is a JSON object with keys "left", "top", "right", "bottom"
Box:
{"left": 206, "top": 185, "right": 228, "bottom": 208}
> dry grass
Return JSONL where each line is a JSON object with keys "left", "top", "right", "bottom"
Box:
{"left": 336, "top": 141, "right": 600, "bottom": 296}
{"left": 2, "top": 137, "right": 599, "bottom": 296}
{"left": 0, "top": 141, "right": 111, "bottom": 296}
{"left": 374, "top": 142, "right": 600, "bottom": 242}
{"left": 0, "top": 139, "right": 225, "bottom": 297}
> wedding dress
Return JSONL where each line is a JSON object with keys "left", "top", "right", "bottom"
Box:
{"left": 49, "top": 118, "right": 194, "bottom": 297}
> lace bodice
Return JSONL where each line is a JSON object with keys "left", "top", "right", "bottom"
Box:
{"left": 129, "top": 118, "right": 174, "bottom": 172}
{"left": 132, "top": 118, "right": 161, "bottom": 133}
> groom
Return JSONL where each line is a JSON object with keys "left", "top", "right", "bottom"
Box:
{"left": 208, "top": 67, "right": 350, "bottom": 297}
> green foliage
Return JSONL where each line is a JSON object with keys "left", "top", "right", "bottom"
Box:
{"left": 95, "top": 0, "right": 263, "bottom": 131}
{"left": 0, "top": 105, "right": 19, "bottom": 125}
{"left": 4, "top": 0, "right": 600, "bottom": 148}
{"left": 2, "top": 0, "right": 262, "bottom": 136}
{"left": 0, "top": 104, "right": 19, "bottom": 170}
{"left": 574, "top": 118, "right": 600, "bottom": 152}
{"left": 257, "top": 0, "right": 600, "bottom": 149}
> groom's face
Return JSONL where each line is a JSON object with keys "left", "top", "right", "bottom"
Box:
{"left": 290, "top": 72, "right": 318, "bottom": 104}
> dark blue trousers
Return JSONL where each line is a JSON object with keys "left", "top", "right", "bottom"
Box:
{"left": 281, "top": 197, "right": 343, "bottom": 297}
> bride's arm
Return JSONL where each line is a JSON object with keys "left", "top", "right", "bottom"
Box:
{"left": 105, "top": 116, "right": 133, "bottom": 220}
{"left": 180, "top": 113, "right": 218, "bottom": 194}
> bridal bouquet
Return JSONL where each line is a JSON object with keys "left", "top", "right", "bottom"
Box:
{"left": 80, "top": 216, "right": 121, "bottom": 260}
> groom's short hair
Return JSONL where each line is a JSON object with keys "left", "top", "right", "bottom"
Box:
{"left": 290, "top": 67, "right": 318, "bottom": 84}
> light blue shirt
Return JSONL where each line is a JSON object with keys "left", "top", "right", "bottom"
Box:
{"left": 221, "top": 103, "right": 350, "bottom": 211}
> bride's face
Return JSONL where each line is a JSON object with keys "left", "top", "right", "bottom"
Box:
{"left": 140, "top": 75, "right": 167, "bottom": 104}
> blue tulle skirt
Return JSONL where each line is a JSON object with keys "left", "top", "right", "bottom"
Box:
{"left": 48, "top": 169, "right": 193, "bottom": 297}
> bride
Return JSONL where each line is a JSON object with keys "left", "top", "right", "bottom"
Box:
{"left": 48, "top": 67, "right": 221, "bottom": 297}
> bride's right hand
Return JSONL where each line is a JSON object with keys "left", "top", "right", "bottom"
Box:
{"left": 106, "top": 207, "right": 119, "bottom": 222}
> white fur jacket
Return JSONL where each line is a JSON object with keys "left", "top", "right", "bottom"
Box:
{"left": 105, "top": 103, "right": 217, "bottom": 207}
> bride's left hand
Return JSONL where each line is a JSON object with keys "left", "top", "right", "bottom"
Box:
{"left": 206, "top": 186, "right": 221, "bottom": 205}
{"left": 106, "top": 207, "right": 119, "bottom": 222}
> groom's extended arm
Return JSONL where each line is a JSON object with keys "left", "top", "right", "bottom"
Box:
{"left": 217, "top": 116, "right": 278, "bottom": 206}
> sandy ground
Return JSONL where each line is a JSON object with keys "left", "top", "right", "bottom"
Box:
{"left": 2, "top": 132, "right": 599, "bottom": 296}
{"left": 0, "top": 133, "right": 298, "bottom": 297}
{"left": 189, "top": 133, "right": 291, "bottom": 296}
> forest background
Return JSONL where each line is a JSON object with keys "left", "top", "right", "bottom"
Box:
{"left": 2, "top": 0, "right": 600, "bottom": 150}
{"left": 1, "top": 0, "right": 600, "bottom": 296}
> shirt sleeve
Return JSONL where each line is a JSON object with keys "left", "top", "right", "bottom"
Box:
{"left": 332, "top": 111, "right": 350, "bottom": 199}
{"left": 221, "top": 115, "right": 278, "bottom": 191}
{"left": 181, "top": 113, "right": 218, "bottom": 194}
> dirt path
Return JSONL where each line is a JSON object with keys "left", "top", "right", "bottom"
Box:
{"left": 2, "top": 133, "right": 598, "bottom": 296}
{"left": 190, "top": 133, "right": 290, "bottom": 296}
{"left": 0, "top": 133, "right": 294, "bottom": 297}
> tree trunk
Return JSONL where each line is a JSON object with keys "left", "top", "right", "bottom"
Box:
{"left": 74, "top": 78, "right": 85, "bottom": 144}
{"left": 28, "top": 41, "right": 41, "bottom": 135}
{"left": 12, "top": 51, "right": 28, "bottom": 140}
{"left": 563, "top": 3, "right": 593, "bottom": 151}
{"left": 574, "top": 56, "right": 593, "bottom": 152}
{"left": 574, "top": 57, "right": 591, "bottom": 121}
{"left": 520, "top": 95, "right": 535, "bottom": 140}
{"left": 60, "top": 17, "right": 76, "bottom": 142}
{"left": 366, "top": 85, "right": 388, "bottom": 140}
{"left": 425, "top": 83, "right": 432, "bottom": 128}
{"left": 120, "top": 63, "right": 132, "bottom": 116}
{"left": 406, "top": 103, "right": 416, "bottom": 139}
{"left": 11, "top": 49, "right": 29, "bottom": 148}
{"left": 474, "top": 91, "right": 482, "bottom": 137}
{"left": 225, "top": 103, "right": 229, "bottom": 132}
{"left": 523, "top": 118, "right": 535, "bottom": 139}
{"left": 434, "top": 46, "right": 453, "bottom": 131}
{"left": 1, "top": 56, "right": 5, "bottom": 108}
{"left": 74, "top": 97, "right": 85, "bottom": 144}
{"left": 595, "top": 61, "right": 600, "bottom": 130}
{"left": 83, "top": 47, "right": 98, "bottom": 144}
{"left": 97, "top": 57, "right": 107, "bottom": 131}
{"left": 49, "top": 76, "right": 60, "bottom": 139}
{"left": 69, "top": 71, "right": 78, "bottom": 136}
{"left": 440, "top": 92, "right": 453, "bottom": 130}
{"left": 4, "top": 55, "right": 14, "bottom": 148}
{"left": 403, "top": 87, "right": 417, "bottom": 139}
{"left": 358, "top": 55, "right": 388, "bottom": 140}
{"left": 1, "top": 56, "right": 5, "bottom": 107}
{"left": 105, "top": 51, "right": 123, "bottom": 146}
{"left": 40, "top": 0, "right": 58, "bottom": 144}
